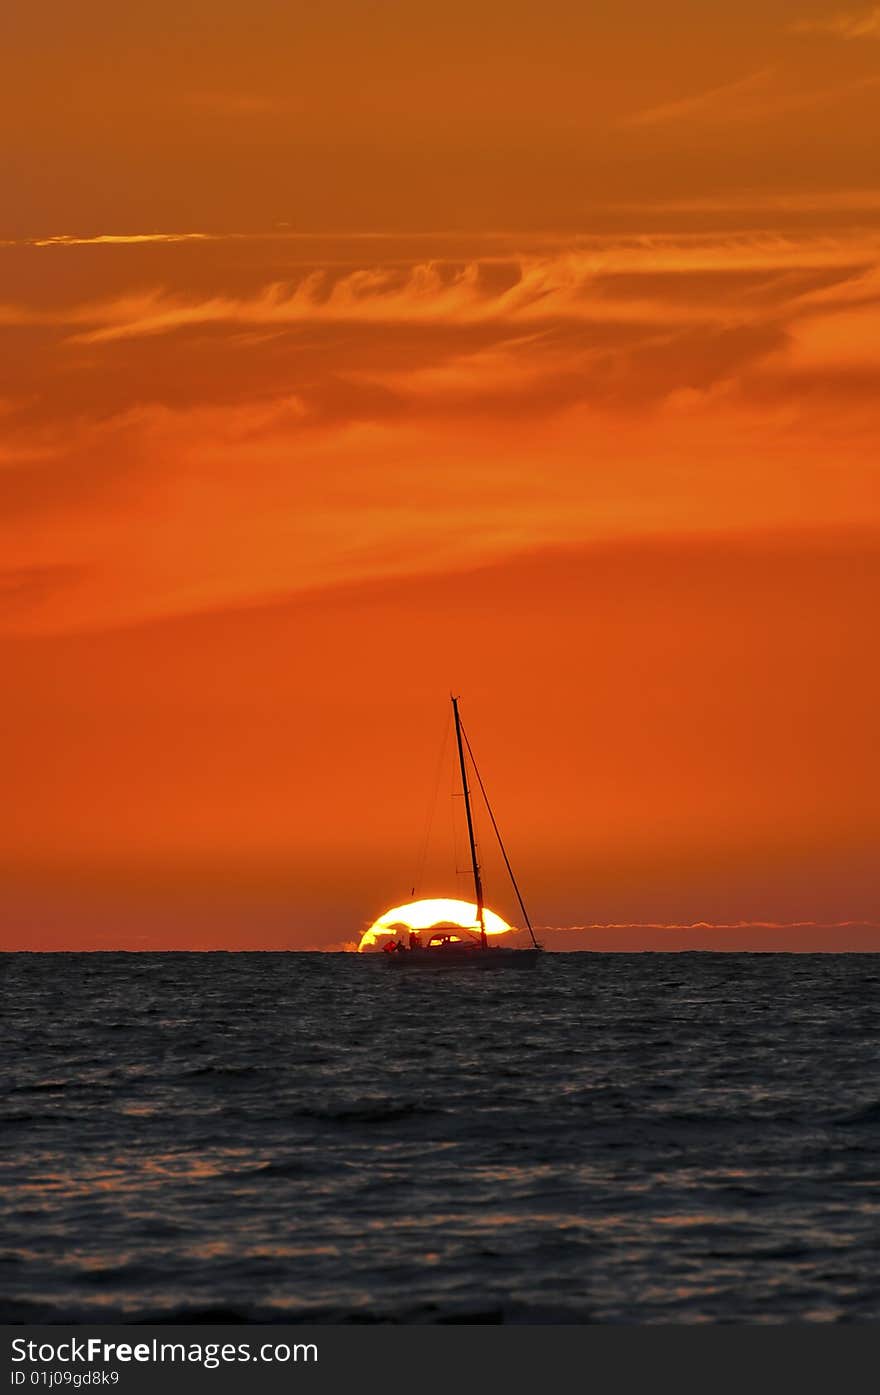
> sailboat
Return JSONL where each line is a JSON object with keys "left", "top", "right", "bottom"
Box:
{"left": 378, "top": 696, "right": 543, "bottom": 967}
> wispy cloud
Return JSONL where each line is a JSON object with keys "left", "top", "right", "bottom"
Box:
{"left": 541, "top": 920, "right": 877, "bottom": 931}
{"left": 625, "top": 67, "right": 880, "bottom": 127}
{"left": 600, "top": 189, "right": 880, "bottom": 216}
{"left": 7, "top": 199, "right": 880, "bottom": 257}
{"left": 624, "top": 68, "right": 776, "bottom": 128}
{"left": 30, "top": 232, "right": 213, "bottom": 248}
{"left": 1, "top": 229, "right": 879, "bottom": 633}
{"left": 1, "top": 235, "right": 875, "bottom": 346}
{"left": 792, "top": 6, "right": 880, "bottom": 38}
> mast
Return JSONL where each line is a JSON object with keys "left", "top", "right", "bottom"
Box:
{"left": 451, "top": 695, "right": 486, "bottom": 947}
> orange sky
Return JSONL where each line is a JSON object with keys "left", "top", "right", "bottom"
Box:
{"left": 2, "top": 3, "right": 879, "bottom": 949}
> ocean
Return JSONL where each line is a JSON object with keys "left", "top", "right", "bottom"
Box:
{"left": 2, "top": 951, "right": 880, "bottom": 1323}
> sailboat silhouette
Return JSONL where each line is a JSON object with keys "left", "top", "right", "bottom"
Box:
{"left": 380, "top": 696, "right": 543, "bottom": 967}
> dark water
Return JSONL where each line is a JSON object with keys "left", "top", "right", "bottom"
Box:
{"left": 2, "top": 952, "right": 880, "bottom": 1324}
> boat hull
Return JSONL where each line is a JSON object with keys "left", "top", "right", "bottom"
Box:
{"left": 384, "top": 947, "right": 542, "bottom": 968}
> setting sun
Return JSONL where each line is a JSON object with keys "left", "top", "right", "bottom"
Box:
{"left": 358, "top": 898, "right": 513, "bottom": 951}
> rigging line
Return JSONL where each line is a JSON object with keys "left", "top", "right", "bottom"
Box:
{"left": 410, "top": 708, "right": 451, "bottom": 898}
{"left": 461, "top": 722, "right": 540, "bottom": 948}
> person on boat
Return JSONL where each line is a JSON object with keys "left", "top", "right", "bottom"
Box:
{"left": 408, "top": 931, "right": 422, "bottom": 949}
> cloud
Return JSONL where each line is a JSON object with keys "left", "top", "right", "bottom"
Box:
{"left": 6, "top": 201, "right": 880, "bottom": 254}
{"left": 540, "top": 920, "right": 873, "bottom": 931}
{"left": 625, "top": 67, "right": 880, "bottom": 127}
{"left": 792, "top": 6, "right": 880, "bottom": 39}
{"left": 598, "top": 189, "right": 880, "bottom": 216}
{"left": 1, "top": 234, "right": 875, "bottom": 348}
{"left": 1, "top": 228, "right": 879, "bottom": 634}
{"left": 623, "top": 68, "right": 776, "bottom": 127}
{"left": 3, "top": 230, "right": 874, "bottom": 442}
{"left": 34, "top": 233, "right": 214, "bottom": 248}
{"left": 3, "top": 360, "right": 878, "bottom": 637}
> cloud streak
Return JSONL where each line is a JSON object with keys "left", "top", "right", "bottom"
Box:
{"left": 623, "top": 68, "right": 775, "bottom": 127}
{"left": 2, "top": 233, "right": 877, "bottom": 347}
{"left": 625, "top": 67, "right": 880, "bottom": 127}
{"left": 792, "top": 6, "right": 880, "bottom": 39}
{"left": 7, "top": 196, "right": 880, "bottom": 252}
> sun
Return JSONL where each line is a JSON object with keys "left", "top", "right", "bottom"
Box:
{"left": 358, "top": 897, "right": 513, "bottom": 951}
